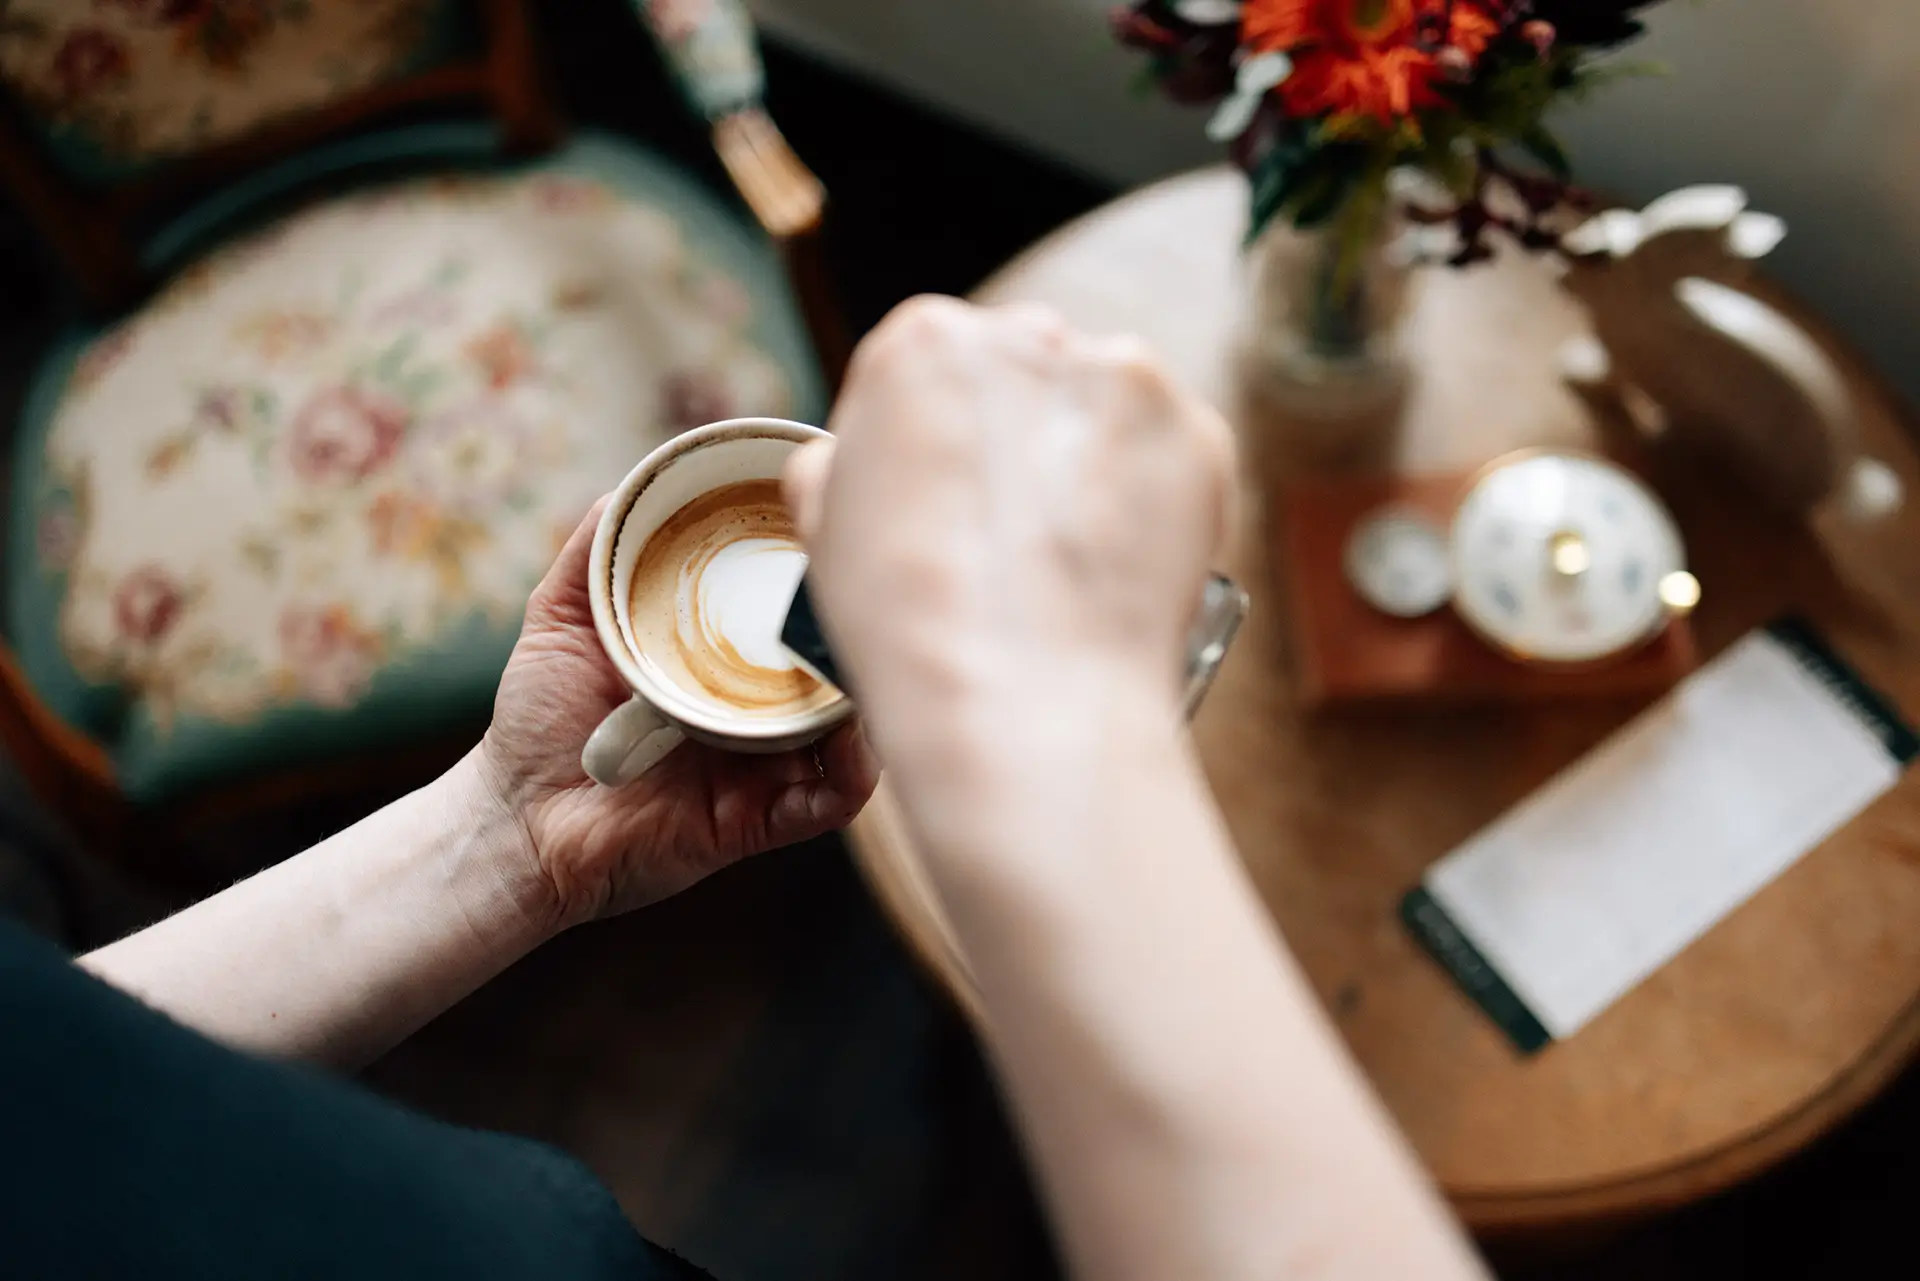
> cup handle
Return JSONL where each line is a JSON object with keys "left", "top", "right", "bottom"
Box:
{"left": 582, "top": 696, "right": 686, "bottom": 787}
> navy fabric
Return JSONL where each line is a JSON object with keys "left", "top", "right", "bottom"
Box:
{"left": 0, "top": 920, "right": 710, "bottom": 1280}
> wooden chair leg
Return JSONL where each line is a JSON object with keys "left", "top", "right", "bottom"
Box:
{"left": 0, "top": 651, "right": 134, "bottom": 896}
{"left": 0, "top": 101, "right": 142, "bottom": 313}
{"left": 782, "top": 227, "right": 852, "bottom": 396}
{"left": 485, "top": 0, "right": 563, "bottom": 155}
{"left": 710, "top": 110, "right": 850, "bottom": 397}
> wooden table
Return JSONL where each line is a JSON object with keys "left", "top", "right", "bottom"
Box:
{"left": 847, "top": 168, "right": 1920, "bottom": 1235}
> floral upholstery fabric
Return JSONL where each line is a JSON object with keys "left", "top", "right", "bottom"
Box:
{"left": 635, "top": 0, "right": 764, "bottom": 120}
{"left": 12, "top": 131, "right": 820, "bottom": 801}
{"left": 0, "top": 0, "right": 446, "bottom": 177}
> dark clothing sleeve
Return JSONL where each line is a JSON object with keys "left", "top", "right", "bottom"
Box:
{"left": 0, "top": 921, "right": 711, "bottom": 1281}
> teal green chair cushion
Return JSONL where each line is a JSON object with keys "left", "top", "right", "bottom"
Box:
{"left": 8, "top": 123, "right": 823, "bottom": 804}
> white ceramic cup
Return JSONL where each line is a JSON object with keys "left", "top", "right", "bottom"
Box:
{"left": 583, "top": 417, "right": 853, "bottom": 788}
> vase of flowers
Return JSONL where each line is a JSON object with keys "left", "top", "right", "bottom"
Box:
{"left": 1116, "top": 0, "right": 1666, "bottom": 420}
{"left": 1244, "top": 188, "right": 1413, "bottom": 418}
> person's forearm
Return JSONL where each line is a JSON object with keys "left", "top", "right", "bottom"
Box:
{"left": 894, "top": 690, "right": 1487, "bottom": 1281}
{"left": 81, "top": 749, "right": 558, "bottom": 1070}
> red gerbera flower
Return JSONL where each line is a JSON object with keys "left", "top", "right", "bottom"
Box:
{"left": 1244, "top": 0, "right": 1498, "bottom": 124}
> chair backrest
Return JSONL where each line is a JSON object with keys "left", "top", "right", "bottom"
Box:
{"left": 635, "top": 1, "right": 844, "bottom": 379}
{"left": 0, "top": 1, "right": 453, "bottom": 182}
{"left": 0, "top": 0, "right": 551, "bottom": 310}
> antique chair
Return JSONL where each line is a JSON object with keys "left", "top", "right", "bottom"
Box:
{"left": 0, "top": 0, "right": 840, "bottom": 879}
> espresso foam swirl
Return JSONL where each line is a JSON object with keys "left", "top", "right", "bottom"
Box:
{"left": 628, "top": 479, "right": 835, "bottom": 718}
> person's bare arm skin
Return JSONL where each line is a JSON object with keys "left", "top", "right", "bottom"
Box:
{"left": 786, "top": 298, "right": 1488, "bottom": 1281}
{"left": 919, "top": 698, "right": 1485, "bottom": 1281}
{"left": 80, "top": 751, "right": 547, "bottom": 1069}
{"left": 81, "top": 503, "right": 878, "bottom": 1071}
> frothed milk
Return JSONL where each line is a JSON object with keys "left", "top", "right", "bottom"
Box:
{"left": 626, "top": 479, "right": 835, "bottom": 718}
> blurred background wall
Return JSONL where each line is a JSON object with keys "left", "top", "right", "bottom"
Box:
{"left": 757, "top": 0, "right": 1920, "bottom": 409}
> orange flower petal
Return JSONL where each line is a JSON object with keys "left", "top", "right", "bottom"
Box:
{"left": 1251, "top": 0, "right": 1495, "bottom": 124}
{"left": 1243, "top": 0, "right": 1325, "bottom": 53}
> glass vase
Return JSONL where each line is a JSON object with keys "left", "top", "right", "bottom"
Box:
{"left": 1242, "top": 206, "right": 1413, "bottom": 439}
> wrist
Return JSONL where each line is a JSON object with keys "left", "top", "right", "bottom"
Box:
{"left": 439, "top": 748, "right": 568, "bottom": 946}
{"left": 951, "top": 658, "right": 1183, "bottom": 766}
{"left": 883, "top": 670, "right": 1191, "bottom": 859}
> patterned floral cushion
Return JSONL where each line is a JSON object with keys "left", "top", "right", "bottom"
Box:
{"left": 0, "top": 0, "right": 451, "bottom": 180}
{"left": 9, "top": 130, "right": 822, "bottom": 801}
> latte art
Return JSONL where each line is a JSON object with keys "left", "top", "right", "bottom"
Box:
{"left": 628, "top": 479, "right": 835, "bottom": 718}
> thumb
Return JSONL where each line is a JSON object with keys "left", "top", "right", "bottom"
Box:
{"left": 524, "top": 494, "right": 612, "bottom": 632}
{"left": 781, "top": 438, "right": 837, "bottom": 547}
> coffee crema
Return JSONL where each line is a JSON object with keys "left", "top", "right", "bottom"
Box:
{"left": 627, "top": 478, "right": 835, "bottom": 719}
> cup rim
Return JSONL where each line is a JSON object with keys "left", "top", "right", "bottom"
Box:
{"left": 589, "top": 417, "right": 852, "bottom": 743}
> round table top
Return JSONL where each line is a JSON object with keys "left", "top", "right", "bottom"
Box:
{"left": 846, "top": 167, "right": 1920, "bottom": 1233}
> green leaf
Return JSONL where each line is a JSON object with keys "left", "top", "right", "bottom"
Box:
{"left": 1248, "top": 130, "right": 1400, "bottom": 242}
{"left": 214, "top": 648, "right": 259, "bottom": 677}
{"left": 1292, "top": 164, "right": 1357, "bottom": 230}
{"left": 1518, "top": 124, "right": 1571, "bottom": 178}
{"left": 399, "top": 368, "right": 445, "bottom": 402}
{"left": 1248, "top": 143, "right": 1313, "bottom": 244}
{"left": 1325, "top": 153, "right": 1393, "bottom": 298}
{"left": 371, "top": 335, "right": 418, "bottom": 385}
{"left": 1440, "top": 45, "right": 1569, "bottom": 143}
{"left": 1563, "top": 56, "right": 1668, "bottom": 101}
{"left": 431, "top": 256, "right": 472, "bottom": 289}
{"left": 1291, "top": 142, "right": 1372, "bottom": 230}
{"left": 1414, "top": 117, "right": 1479, "bottom": 196}
{"left": 240, "top": 537, "right": 280, "bottom": 578}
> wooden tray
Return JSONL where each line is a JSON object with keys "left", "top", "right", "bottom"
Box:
{"left": 1276, "top": 472, "right": 1697, "bottom": 707}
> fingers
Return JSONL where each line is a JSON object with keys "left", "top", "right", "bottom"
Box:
{"left": 846, "top": 298, "right": 1238, "bottom": 521}
{"left": 1082, "top": 330, "right": 1240, "bottom": 560}
{"left": 992, "top": 301, "right": 1071, "bottom": 354}
{"left": 852, "top": 294, "right": 973, "bottom": 370}
{"left": 781, "top": 438, "right": 837, "bottom": 546}
{"left": 701, "top": 720, "right": 879, "bottom": 861}
{"left": 765, "top": 721, "right": 880, "bottom": 844}
{"left": 524, "top": 494, "right": 612, "bottom": 632}
{"left": 861, "top": 296, "right": 1069, "bottom": 369}
{"left": 818, "top": 719, "right": 881, "bottom": 810}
